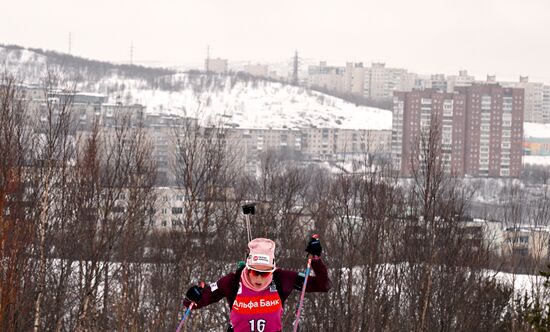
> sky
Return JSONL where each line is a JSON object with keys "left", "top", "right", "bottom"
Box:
{"left": 2, "top": 0, "right": 549, "bottom": 83}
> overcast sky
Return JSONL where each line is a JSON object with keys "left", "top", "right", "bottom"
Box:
{"left": 2, "top": 0, "right": 549, "bottom": 83}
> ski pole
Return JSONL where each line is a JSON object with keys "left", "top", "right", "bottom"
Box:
{"left": 293, "top": 257, "right": 313, "bottom": 332}
{"left": 176, "top": 281, "right": 204, "bottom": 332}
{"left": 175, "top": 302, "right": 194, "bottom": 332}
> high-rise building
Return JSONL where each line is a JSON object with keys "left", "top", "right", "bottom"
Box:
{"left": 364, "top": 63, "right": 415, "bottom": 100}
{"left": 344, "top": 62, "right": 366, "bottom": 96}
{"left": 501, "top": 76, "right": 546, "bottom": 123}
{"left": 392, "top": 84, "right": 524, "bottom": 177}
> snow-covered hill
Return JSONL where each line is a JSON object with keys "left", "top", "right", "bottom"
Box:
{"left": 0, "top": 46, "right": 48, "bottom": 79}
{"left": 95, "top": 73, "right": 392, "bottom": 130}
{"left": 0, "top": 45, "right": 392, "bottom": 131}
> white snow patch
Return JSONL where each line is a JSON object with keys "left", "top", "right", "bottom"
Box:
{"left": 524, "top": 122, "right": 550, "bottom": 138}
{"left": 524, "top": 155, "right": 550, "bottom": 166}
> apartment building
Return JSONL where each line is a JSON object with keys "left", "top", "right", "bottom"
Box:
{"left": 223, "top": 127, "right": 304, "bottom": 174}
{"left": 152, "top": 187, "right": 188, "bottom": 229}
{"left": 503, "top": 226, "right": 550, "bottom": 261}
{"left": 515, "top": 77, "right": 544, "bottom": 123}
{"left": 205, "top": 57, "right": 228, "bottom": 74}
{"left": 425, "top": 73, "right": 549, "bottom": 124}
{"left": 243, "top": 64, "right": 269, "bottom": 78}
{"left": 344, "top": 62, "right": 366, "bottom": 96}
{"left": 307, "top": 61, "right": 346, "bottom": 93}
{"left": 100, "top": 103, "right": 145, "bottom": 127}
{"left": 499, "top": 76, "right": 549, "bottom": 124}
{"left": 301, "top": 128, "right": 391, "bottom": 161}
{"left": 30, "top": 91, "right": 107, "bottom": 134}
{"left": 364, "top": 63, "right": 416, "bottom": 100}
{"left": 544, "top": 85, "right": 550, "bottom": 123}
{"left": 392, "top": 84, "right": 524, "bottom": 177}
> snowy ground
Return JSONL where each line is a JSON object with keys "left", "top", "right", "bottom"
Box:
{"left": 495, "top": 270, "right": 547, "bottom": 299}
{"left": 524, "top": 155, "right": 550, "bottom": 166}
{"left": 524, "top": 122, "right": 550, "bottom": 139}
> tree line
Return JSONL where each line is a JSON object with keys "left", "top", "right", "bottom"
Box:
{"left": 1, "top": 71, "right": 550, "bottom": 331}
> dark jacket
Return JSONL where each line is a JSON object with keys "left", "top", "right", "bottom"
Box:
{"left": 189, "top": 257, "right": 332, "bottom": 310}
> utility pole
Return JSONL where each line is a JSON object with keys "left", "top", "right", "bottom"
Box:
{"left": 130, "top": 41, "right": 134, "bottom": 65}
{"left": 68, "top": 32, "right": 72, "bottom": 54}
{"left": 292, "top": 50, "right": 300, "bottom": 85}
{"left": 206, "top": 45, "right": 210, "bottom": 72}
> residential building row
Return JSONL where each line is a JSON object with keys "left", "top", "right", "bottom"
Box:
{"left": 205, "top": 58, "right": 280, "bottom": 81}
{"left": 21, "top": 87, "right": 392, "bottom": 184}
{"left": 307, "top": 61, "right": 417, "bottom": 100}
{"left": 308, "top": 62, "right": 549, "bottom": 124}
{"left": 226, "top": 127, "right": 391, "bottom": 175}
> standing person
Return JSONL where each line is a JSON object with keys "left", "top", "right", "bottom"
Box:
{"left": 183, "top": 236, "right": 331, "bottom": 332}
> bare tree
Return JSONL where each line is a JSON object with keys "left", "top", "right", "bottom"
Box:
{"left": 31, "top": 69, "right": 78, "bottom": 332}
{"left": 0, "top": 73, "right": 36, "bottom": 331}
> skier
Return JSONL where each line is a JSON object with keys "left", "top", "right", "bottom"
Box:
{"left": 183, "top": 236, "right": 331, "bottom": 332}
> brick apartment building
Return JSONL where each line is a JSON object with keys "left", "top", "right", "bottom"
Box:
{"left": 392, "top": 83, "right": 524, "bottom": 177}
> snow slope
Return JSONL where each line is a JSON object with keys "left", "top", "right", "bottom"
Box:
{"left": 95, "top": 74, "right": 393, "bottom": 130}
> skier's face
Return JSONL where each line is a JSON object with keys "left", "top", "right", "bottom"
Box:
{"left": 248, "top": 268, "right": 272, "bottom": 286}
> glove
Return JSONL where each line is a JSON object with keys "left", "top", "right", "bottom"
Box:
{"left": 305, "top": 234, "right": 322, "bottom": 257}
{"left": 293, "top": 272, "right": 306, "bottom": 291}
{"left": 185, "top": 285, "right": 203, "bottom": 303}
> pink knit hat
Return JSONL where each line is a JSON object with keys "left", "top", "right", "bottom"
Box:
{"left": 246, "top": 238, "right": 276, "bottom": 271}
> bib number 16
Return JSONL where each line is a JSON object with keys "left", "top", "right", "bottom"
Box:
{"left": 248, "top": 319, "right": 266, "bottom": 332}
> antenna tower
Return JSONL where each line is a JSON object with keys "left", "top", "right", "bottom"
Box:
{"left": 292, "top": 50, "right": 300, "bottom": 85}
